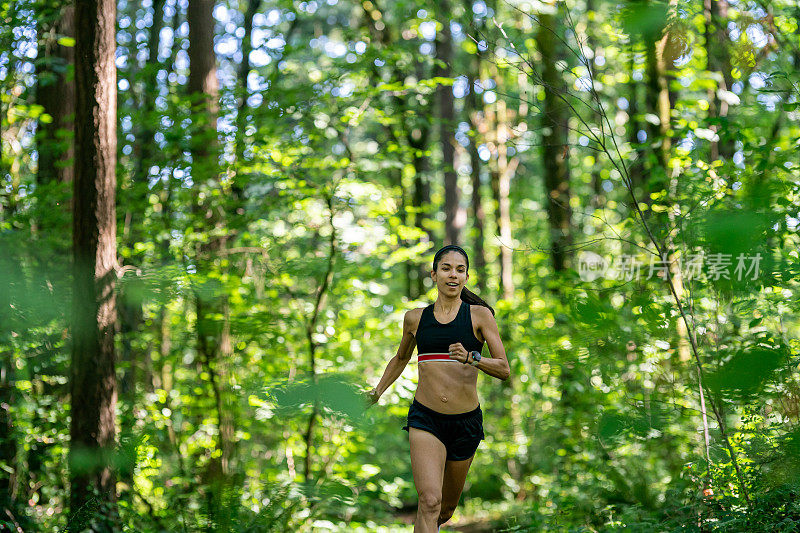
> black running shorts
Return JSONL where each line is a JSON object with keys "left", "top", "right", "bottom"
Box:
{"left": 402, "top": 398, "right": 485, "bottom": 461}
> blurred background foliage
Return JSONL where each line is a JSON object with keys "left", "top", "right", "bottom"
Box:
{"left": 2, "top": 0, "right": 800, "bottom": 530}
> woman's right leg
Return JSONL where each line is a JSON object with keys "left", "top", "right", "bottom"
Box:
{"left": 409, "top": 427, "right": 447, "bottom": 533}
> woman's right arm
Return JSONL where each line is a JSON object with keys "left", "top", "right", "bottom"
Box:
{"left": 367, "top": 309, "right": 418, "bottom": 404}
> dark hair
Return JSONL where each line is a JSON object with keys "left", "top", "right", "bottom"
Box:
{"left": 432, "top": 245, "right": 495, "bottom": 316}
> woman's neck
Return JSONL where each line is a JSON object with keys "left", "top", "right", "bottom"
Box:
{"left": 434, "top": 295, "right": 461, "bottom": 313}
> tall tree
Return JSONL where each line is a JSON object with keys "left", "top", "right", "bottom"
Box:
{"left": 643, "top": 0, "right": 672, "bottom": 217}
{"left": 487, "top": 92, "right": 517, "bottom": 298}
{"left": 235, "top": 0, "right": 261, "bottom": 168}
{"left": 37, "top": 4, "right": 75, "bottom": 186}
{"left": 704, "top": 0, "right": 735, "bottom": 163}
{"left": 360, "top": 0, "right": 424, "bottom": 298}
{"left": 627, "top": 45, "right": 645, "bottom": 200}
{"left": 536, "top": 5, "right": 573, "bottom": 273}
{"left": 435, "top": 0, "right": 461, "bottom": 245}
{"left": 409, "top": 90, "right": 434, "bottom": 295}
{"left": 466, "top": 44, "right": 488, "bottom": 294}
{"left": 132, "top": 0, "right": 166, "bottom": 186}
{"left": 70, "top": 0, "right": 119, "bottom": 527}
{"left": 485, "top": 0, "right": 516, "bottom": 298}
{"left": 187, "top": 0, "right": 237, "bottom": 486}
{"left": 118, "top": 0, "right": 165, "bottom": 441}
{"left": 585, "top": 0, "right": 607, "bottom": 207}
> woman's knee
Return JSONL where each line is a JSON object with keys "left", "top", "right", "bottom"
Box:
{"left": 417, "top": 491, "right": 442, "bottom": 514}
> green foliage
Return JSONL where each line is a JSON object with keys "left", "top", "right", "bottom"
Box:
{"left": 3, "top": 0, "right": 800, "bottom": 531}
{"left": 619, "top": 0, "right": 670, "bottom": 41}
{"left": 706, "top": 346, "right": 786, "bottom": 401}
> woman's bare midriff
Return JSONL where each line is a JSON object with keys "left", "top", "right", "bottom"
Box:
{"left": 416, "top": 363, "right": 480, "bottom": 414}
{"left": 411, "top": 305, "right": 485, "bottom": 414}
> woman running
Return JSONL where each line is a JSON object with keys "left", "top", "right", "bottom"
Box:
{"left": 367, "top": 244, "right": 510, "bottom": 532}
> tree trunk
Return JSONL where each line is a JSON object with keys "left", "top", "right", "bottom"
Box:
{"left": 0, "top": 348, "right": 18, "bottom": 523}
{"left": 37, "top": 5, "right": 75, "bottom": 186}
{"left": 466, "top": 51, "right": 487, "bottom": 294}
{"left": 70, "top": 0, "right": 119, "bottom": 527}
{"left": 235, "top": 0, "right": 261, "bottom": 168}
{"left": 187, "top": 0, "right": 220, "bottom": 176}
{"left": 132, "top": 0, "right": 166, "bottom": 185}
{"left": 643, "top": 8, "right": 672, "bottom": 221}
{"left": 482, "top": 34, "right": 516, "bottom": 298}
{"left": 187, "top": 0, "right": 238, "bottom": 494}
{"left": 412, "top": 136, "right": 432, "bottom": 294}
{"left": 536, "top": 8, "right": 572, "bottom": 273}
{"left": 704, "top": 0, "right": 735, "bottom": 163}
{"left": 435, "top": 0, "right": 460, "bottom": 245}
{"left": 360, "top": 4, "right": 418, "bottom": 298}
{"left": 493, "top": 96, "right": 515, "bottom": 298}
{"left": 409, "top": 58, "right": 434, "bottom": 296}
{"left": 119, "top": 0, "right": 165, "bottom": 451}
{"left": 585, "top": 0, "right": 605, "bottom": 208}
{"left": 627, "top": 45, "right": 645, "bottom": 200}
{"left": 303, "top": 202, "right": 337, "bottom": 483}
{"left": 187, "top": 0, "right": 219, "bottom": 119}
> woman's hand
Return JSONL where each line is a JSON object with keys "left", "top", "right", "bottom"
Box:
{"left": 448, "top": 343, "right": 470, "bottom": 364}
{"left": 363, "top": 388, "right": 379, "bottom": 408}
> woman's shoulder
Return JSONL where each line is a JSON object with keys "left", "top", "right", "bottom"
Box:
{"left": 404, "top": 306, "right": 427, "bottom": 324}
{"left": 403, "top": 307, "right": 427, "bottom": 335}
{"left": 468, "top": 303, "right": 494, "bottom": 323}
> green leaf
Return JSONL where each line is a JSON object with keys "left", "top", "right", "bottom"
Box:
{"left": 266, "top": 374, "right": 367, "bottom": 423}
{"left": 619, "top": 0, "right": 669, "bottom": 40}
{"left": 706, "top": 347, "right": 785, "bottom": 399}
{"left": 598, "top": 411, "right": 628, "bottom": 442}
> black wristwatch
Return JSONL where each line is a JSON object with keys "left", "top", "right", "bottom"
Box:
{"left": 469, "top": 350, "right": 482, "bottom": 367}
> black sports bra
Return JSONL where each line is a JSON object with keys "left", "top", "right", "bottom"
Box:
{"left": 415, "top": 301, "right": 484, "bottom": 363}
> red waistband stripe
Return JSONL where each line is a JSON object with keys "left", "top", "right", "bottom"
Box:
{"left": 418, "top": 353, "right": 459, "bottom": 363}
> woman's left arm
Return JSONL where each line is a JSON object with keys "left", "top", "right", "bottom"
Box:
{"left": 475, "top": 306, "right": 511, "bottom": 381}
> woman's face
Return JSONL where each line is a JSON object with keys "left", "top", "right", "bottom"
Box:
{"left": 432, "top": 251, "right": 469, "bottom": 296}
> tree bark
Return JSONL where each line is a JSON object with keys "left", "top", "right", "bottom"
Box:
{"left": 492, "top": 96, "right": 515, "bottom": 298}
{"left": 37, "top": 5, "right": 75, "bottom": 186}
{"left": 466, "top": 50, "right": 487, "bottom": 294}
{"left": 187, "top": 0, "right": 219, "bottom": 120}
{"left": 235, "top": 0, "right": 261, "bottom": 167}
{"left": 536, "top": 8, "right": 573, "bottom": 273}
{"left": 70, "top": 0, "right": 119, "bottom": 527}
{"left": 643, "top": 7, "right": 672, "bottom": 219}
{"left": 187, "top": 0, "right": 238, "bottom": 490}
{"left": 435, "top": 0, "right": 461, "bottom": 245}
{"left": 704, "top": 0, "right": 735, "bottom": 163}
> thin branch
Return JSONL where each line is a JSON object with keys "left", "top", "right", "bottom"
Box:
{"left": 489, "top": 0, "right": 753, "bottom": 505}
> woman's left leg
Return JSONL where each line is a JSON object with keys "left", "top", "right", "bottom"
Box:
{"left": 437, "top": 455, "right": 474, "bottom": 527}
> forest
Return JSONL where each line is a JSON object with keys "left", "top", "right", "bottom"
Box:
{"left": 2, "top": 0, "right": 800, "bottom": 531}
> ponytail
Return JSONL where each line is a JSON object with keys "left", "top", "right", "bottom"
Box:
{"left": 461, "top": 286, "right": 495, "bottom": 316}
